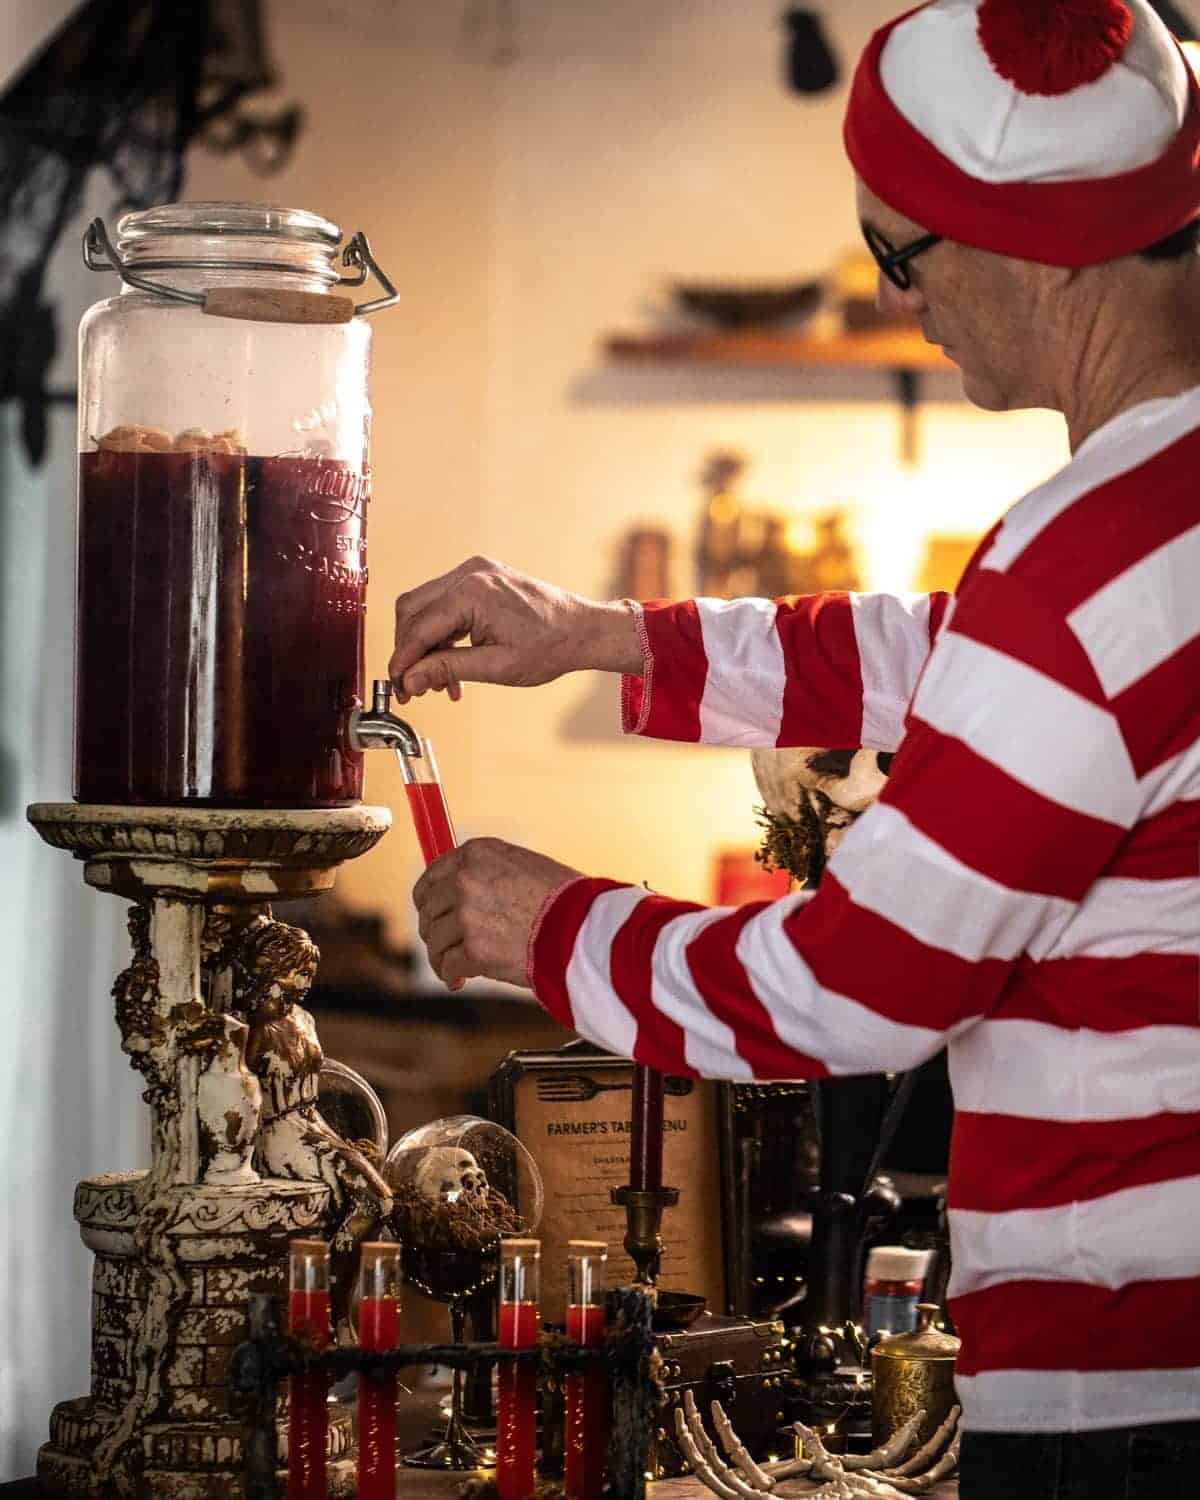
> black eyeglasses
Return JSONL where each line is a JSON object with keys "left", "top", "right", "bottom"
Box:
{"left": 862, "top": 222, "right": 943, "bottom": 291}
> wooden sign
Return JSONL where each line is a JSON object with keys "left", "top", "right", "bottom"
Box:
{"left": 490, "top": 1046, "right": 735, "bottom": 1321}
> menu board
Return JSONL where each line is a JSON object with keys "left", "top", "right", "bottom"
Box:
{"left": 490, "top": 1049, "right": 732, "bottom": 1322}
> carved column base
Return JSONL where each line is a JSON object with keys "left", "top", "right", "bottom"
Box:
{"left": 39, "top": 1401, "right": 356, "bottom": 1500}
{"left": 35, "top": 1170, "right": 356, "bottom": 1499}
{"left": 26, "top": 803, "right": 394, "bottom": 1498}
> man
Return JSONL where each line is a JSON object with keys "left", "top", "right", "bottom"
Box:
{"left": 394, "top": 2, "right": 1200, "bottom": 1494}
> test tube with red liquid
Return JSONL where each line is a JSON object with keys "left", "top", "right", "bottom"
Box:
{"left": 497, "top": 1238, "right": 541, "bottom": 1500}
{"left": 356, "top": 1242, "right": 401, "bottom": 1500}
{"left": 288, "top": 1238, "right": 331, "bottom": 1500}
{"left": 565, "top": 1240, "right": 609, "bottom": 1500}
{"left": 398, "top": 735, "right": 457, "bottom": 865}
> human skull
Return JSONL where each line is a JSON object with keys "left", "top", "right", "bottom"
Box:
{"left": 752, "top": 746, "right": 892, "bottom": 868}
{"left": 413, "top": 1146, "right": 489, "bottom": 1208}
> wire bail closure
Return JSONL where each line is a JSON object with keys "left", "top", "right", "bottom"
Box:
{"left": 83, "top": 217, "right": 400, "bottom": 316}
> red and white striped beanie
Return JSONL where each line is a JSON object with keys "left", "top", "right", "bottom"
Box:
{"left": 844, "top": 0, "right": 1200, "bottom": 265}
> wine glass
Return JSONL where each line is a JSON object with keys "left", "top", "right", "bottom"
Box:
{"left": 384, "top": 1115, "right": 543, "bottom": 1469}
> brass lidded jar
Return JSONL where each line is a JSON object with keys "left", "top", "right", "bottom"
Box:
{"left": 870, "top": 1302, "right": 960, "bottom": 1448}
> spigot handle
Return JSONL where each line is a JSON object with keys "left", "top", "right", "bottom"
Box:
{"left": 372, "top": 679, "right": 392, "bottom": 715}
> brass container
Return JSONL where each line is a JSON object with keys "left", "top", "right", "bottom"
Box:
{"left": 871, "top": 1303, "right": 960, "bottom": 1448}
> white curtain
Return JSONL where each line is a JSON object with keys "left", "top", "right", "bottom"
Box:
{"left": 0, "top": 209, "right": 145, "bottom": 1478}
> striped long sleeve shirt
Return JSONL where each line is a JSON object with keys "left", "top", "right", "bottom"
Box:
{"left": 528, "top": 387, "right": 1200, "bottom": 1436}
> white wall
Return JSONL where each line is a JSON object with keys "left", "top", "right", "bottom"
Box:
{"left": 187, "top": 0, "right": 1069, "bottom": 943}
{"left": 0, "top": 180, "right": 146, "bottom": 1477}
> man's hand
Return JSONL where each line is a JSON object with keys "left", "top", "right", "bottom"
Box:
{"left": 413, "top": 837, "right": 583, "bottom": 990}
{"left": 389, "top": 556, "right": 642, "bottom": 704}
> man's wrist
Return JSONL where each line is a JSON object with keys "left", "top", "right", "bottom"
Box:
{"left": 578, "top": 599, "right": 645, "bottom": 676}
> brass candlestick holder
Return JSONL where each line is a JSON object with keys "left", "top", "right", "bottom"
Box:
{"left": 610, "top": 1184, "right": 680, "bottom": 1286}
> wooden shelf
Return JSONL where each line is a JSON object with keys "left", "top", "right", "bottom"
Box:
{"left": 604, "top": 326, "right": 956, "bottom": 464}
{"left": 605, "top": 325, "right": 954, "bottom": 371}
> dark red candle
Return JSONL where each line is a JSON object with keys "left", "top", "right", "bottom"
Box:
{"left": 629, "top": 1065, "right": 664, "bottom": 1191}
{"left": 497, "top": 1239, "right": 541, "bottom": 1500}
{"left": 565, "top": 1240, "right": 608, "bottom": 1500}
{"left": 288, "top": 1239, "right": 331, "bottom": 1500}
{"left": 357, "top": 1243, "right": 401, "bottom": 1500}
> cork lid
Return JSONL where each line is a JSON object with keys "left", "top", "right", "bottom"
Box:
{"left": 866, "top": 1246, "right": 930, "bottom": 1282}
{"left": 872, "top": 1304, "right": 960, "bottom": 1362}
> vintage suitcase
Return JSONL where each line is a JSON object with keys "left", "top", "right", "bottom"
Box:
{"left": 653, "top": 1312, "right": 792, "bottom": 1478}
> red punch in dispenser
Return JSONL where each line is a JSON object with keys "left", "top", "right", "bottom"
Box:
{"left": 348, "top": 679, "right": 456, "bottom": 864}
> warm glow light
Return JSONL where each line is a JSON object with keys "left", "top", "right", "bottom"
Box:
{"left": 857, "top": 473, "right": 928, "bottom": 593}
{"left": 1182, "top": 40, "right": 1200, "bottom": 76}
{"left": 784, "top": 517, "right": 812, "bottom": 553}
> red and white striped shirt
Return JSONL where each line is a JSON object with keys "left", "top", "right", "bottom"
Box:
{"left": 528, "top": 387, "right": 1200, "bottom": 1435}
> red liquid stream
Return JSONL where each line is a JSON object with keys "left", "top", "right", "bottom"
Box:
{"left": 357, "top": 1296, "right": 400, "bottom": 1500}
{"left": 405, "top": 779, "right": 457, "bottom": 864}
{"left": 497, "top": 1300, "right": 539, "bottom": 1500}
{"left": 565, "top": 1304, "right": 608, "bottom": 1500}
{"left": 629, "top": 1066, "right": 664, "bottom": 1191}
{"left": 288, "top": 1288, "right": 331, "bottom": 1500}
{"left": 76, "top": 450, "right": 367, "bottom": 806}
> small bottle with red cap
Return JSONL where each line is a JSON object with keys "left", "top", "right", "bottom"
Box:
{"left": 863, "top": 1246, "right": 932, "bottom": 1341}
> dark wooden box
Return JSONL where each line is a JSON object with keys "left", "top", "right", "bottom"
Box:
{"left": 653, "top": 1312, "right": 792, "bottom": 1477}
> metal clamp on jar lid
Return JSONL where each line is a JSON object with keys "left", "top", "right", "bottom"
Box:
{"left": 83, "top": 202, "right": 400, "bottom": 324}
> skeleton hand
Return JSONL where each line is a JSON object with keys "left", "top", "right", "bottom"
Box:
{"left": 676, "top": 1391, "right": 960, "bottom": 1500}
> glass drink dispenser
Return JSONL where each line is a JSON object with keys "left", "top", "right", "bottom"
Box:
{"left": 75, "top": 202, "right": 398, "bottom": 807}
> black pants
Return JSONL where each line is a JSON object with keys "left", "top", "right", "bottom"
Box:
{"left": 961, "top": 1422, "right": 1200, "bottom": 1499}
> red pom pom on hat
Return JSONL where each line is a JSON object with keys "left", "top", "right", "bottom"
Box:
{"left": 977, "top": 0, "right": 1133, "bottom": 96}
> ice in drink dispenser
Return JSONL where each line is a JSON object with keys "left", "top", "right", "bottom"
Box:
{"left": 76, "top": 201, "right": 419, "bottom": 809}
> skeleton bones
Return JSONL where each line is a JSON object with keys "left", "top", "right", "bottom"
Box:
{"left": 675, "top": 1390, "right": 960, "bottom": 1500}
{"left": 413, "top": 1146, "right": 489, "bottom": 1207}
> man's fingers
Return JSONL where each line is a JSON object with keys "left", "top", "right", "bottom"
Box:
{"left": 390, "top": 593, "right": 477, "bottom": 686}
{"left": 421, "top": 907, "right": 466, "bottom": 981}
{"left": 412, "top": 847, "right": 462, "bottom": 914}
{"left": 392, "top": 558, "right": 486, "bottom": 636}
{"left": 392, "top": 630, "right": 468, "bottom": 705}
{"left": 400, "top": 643, "right": 519, "bottom": 698}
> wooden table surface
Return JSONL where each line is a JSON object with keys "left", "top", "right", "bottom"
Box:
{"left": 0, "top": 1394, "right": 959, "bottom": 1497}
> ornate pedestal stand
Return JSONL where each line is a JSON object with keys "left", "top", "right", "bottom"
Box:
{"left": 26, "top": 802, "right": 393, "bottom": 1500}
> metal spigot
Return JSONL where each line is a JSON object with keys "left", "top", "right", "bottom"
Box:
{"left": 348, "top": 679, "right": 422, "bottom": 758}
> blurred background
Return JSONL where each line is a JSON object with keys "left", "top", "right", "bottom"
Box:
{"left": 11, "top": 0, "right": 1180, "bottom": 1475}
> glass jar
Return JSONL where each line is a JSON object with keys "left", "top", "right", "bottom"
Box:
{"left": 75, "top": 201, "right": 396, "bottom": 807}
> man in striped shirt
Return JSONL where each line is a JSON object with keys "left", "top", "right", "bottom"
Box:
{"left": 393, "top": 2, "right": 1200, "bottom": 1494}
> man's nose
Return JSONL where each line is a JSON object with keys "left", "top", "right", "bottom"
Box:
{"left": 876, "top": 272, "right": 925, "bottom": 318}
